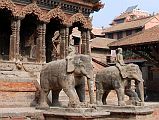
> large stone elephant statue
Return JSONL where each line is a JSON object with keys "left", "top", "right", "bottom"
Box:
{"left": 95, "top": 63, "right": 144, "bottom": 106}
{"left": 37, "top": 54, "right": 95, "bottom": 109}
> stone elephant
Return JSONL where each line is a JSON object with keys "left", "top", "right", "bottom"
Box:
{"left": 95, "top": 63, "right": 144, "bottom": 106}
{"left": 37, "top": 54, "right": 95, "bottom": 109}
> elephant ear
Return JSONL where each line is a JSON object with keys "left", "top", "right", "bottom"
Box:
{"left": 66, "top": 57, "right": 75, "bottom": 73}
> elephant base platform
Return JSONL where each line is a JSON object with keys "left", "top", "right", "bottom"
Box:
{"left": 0, "top": 104, "right": 158, "bottom": 120}
{"left": 96, "top": 105, "right": 154, "bottom": 120}
{"left": 43, "top": 107, "right": 110, "bottom": 120}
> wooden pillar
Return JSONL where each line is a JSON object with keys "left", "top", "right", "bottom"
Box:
{"left": 42, "top": 23, "right": 46, "bottom": 62}
{"left": 37, "top": 22, "right": 46, "bottom": 63}
{"left": 60, "top": 27, "right": 66, "bottom": 59}
{"left": 81, "top": 29, "right": 87, "bottom": 54}
{"left": 86, "top": 29, "right": 91, "bottom": 55}
{"left": 10, "top": 18, "right": 21, "bottom": 61}
{"left": 65, "top": 25, "right": 70, "bottom": 57}
{"left": 16, "top": 19, "right": 21, "bottom": 59}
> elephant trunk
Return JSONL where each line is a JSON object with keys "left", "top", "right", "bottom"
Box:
{"left": 137, "top": 80, "right": 144, "bottom": 103}
{"left": 87, "top": 77, "right": 95, "bottom": 104}
{"left": 81, "top": 61, "right": 95, "bottom": 104}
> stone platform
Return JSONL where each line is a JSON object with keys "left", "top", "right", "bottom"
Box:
{"left": 0, "top": 104, "right": 158, "bottom": 120}
{"left": 96, "top": 105, "right": 154, "bottom": 120}
{"left": 0, "top": 107, "right": 44, "bottom": 120}
{"left": 43, "top": 107, "right": 110, "bottom": 120}
{"left": 42, "top": 105, "right": 154, "bottom": 120}
{"left": 0, "top": 61, "right": 43, "bottom": 108}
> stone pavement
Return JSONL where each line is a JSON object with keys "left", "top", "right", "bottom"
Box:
{"left": 0, "top": 107, "right": 44, "bottom": 120}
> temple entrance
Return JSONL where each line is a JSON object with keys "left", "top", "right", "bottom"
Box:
{"left": 20, "top": 13, "right": 39, "bottom": 62}
{"left": 0, "top": 9, "right": 12, "bottom": 60}
{"left": 45, "top": 18, "right": 62, "bottom": 62}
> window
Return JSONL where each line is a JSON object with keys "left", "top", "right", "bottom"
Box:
{"left": 135, "top": 28, "right": 142, "bottom": 33}
{"left": 114, "top": 18, "right": 125, "bottom": 24}
{"left": 126, "top": 30, "right": 132, "bottom": 36}
{"left": 108, "top": 33, "right": 113, "bottom": 39}
{"left": 117, "top": 32, "right": 123, "bottom": 39}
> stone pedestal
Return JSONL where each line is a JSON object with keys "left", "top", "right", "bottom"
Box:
{"left": 96, "top": 105, "right": 154, "bottom": 120}
{"left": 0, "top": 61, "right": 42, "bottom": 108}
{"left": 43, "top": 107, "right": 110, "bottom": 120}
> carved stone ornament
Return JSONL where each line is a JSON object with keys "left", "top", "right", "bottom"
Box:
{"left": 0, "top": 62, "right": 15, "bottom": 71}
{"left": 45, "top": 6, "right": 68, "bottom": 24}
{"left": 69, "top": 13, "right": 92, "bottom": 29}
{"left": 0, "top": 0, "right": 17, "bottom": 16}
{"left": 19, "top": 2, "right": 44, "bottom": 21}
{"left": 23, "top": 64, "right": 43, "bottom": 72}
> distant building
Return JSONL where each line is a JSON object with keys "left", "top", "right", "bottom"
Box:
{"left": 111, "top": 5, "right": 149, "bottom": 25}
{"left": 91, "top": 27, "right": 105, "bottom": 37}
{"left": 90, "top": 37, "right": 116, "bottom": 73}
{"left": 103, "top": 6, "right": 159, "bottom": 40}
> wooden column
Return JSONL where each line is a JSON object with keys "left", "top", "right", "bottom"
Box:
{"left": 81, "top": 29, "right": 87, "bottom": 54}
{"left": 16, "top": 19, "right": 21, "bottom": 59}
{"left": 42, "top": 23, "right": 46, "bottom": 63}
{"left": 86, "top": 29, "right": 91, "bottom": 55}
{"left": 10, "top": 18, "right": 21, "bottom": 61}
{"left": 60, "top": 27, "right": 66, "bottom": 59}
{"left": 37, "top": 22, "right": 46, "bottom": 63}
{"left": 65, "top": 25, "right": 70, "bottom": 57}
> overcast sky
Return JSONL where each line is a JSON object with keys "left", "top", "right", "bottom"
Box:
{"left": 92, "top": 0, "right": 159, "bottom": 28}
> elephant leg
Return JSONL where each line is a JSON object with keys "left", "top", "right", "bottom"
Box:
{"left": 52, "top": 89, "right": 62, "bottom": 106}
{"left": 136, "top": 81, "right": 144, "bottom": 104}
{"left": 63, "top": 87, "right": 80, "bottom": 108}
{"left": 61, "top": 74, "right": 80, "bottom": 108}
{"left": 102, "top": 90, "right": 110, "bottom": 105}
{"left": 75, "top": 84, "right": 85, "bottom": 102}
{"left": 115, "top": 87, "right": 125, "bottom": 106}
{"left": 37, "top": 88, "right": 50, "bottom": 109}
{"left": 96, "top": 81, "right": 104, "bottom": 106}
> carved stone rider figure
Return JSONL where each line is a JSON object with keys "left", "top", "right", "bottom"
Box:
{"left": 115, "top": 48, "right": 127, "bottom": 78}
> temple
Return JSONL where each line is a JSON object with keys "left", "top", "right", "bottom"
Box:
{"left": 0, "top": 0, "right": 103, "bottom": 107}
{"left": 0, "top": 0, "right": 103, "bottom": 62}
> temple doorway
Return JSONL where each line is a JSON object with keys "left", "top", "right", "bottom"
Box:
{"left": 0, "top": 9, "right": 12, "bottom": 60}
{"left": 20, "top": 13, "right": 39, "bottom": 62}
{"left": 45, "top": 18, "right": 62, "bottom": 62}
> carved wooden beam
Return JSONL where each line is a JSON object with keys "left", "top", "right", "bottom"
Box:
{"left": 132, "top": 50, "right": 159, "bottom": 67}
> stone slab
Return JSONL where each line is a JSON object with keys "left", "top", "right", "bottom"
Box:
{"left": 0, "top": 107, "right": 44, "bottom": 120}
{"left": 96, "top": 105, "right": 154, "bottom": 115}
{"left": 43, "top": 107, "right": 110, "bottom": 120}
